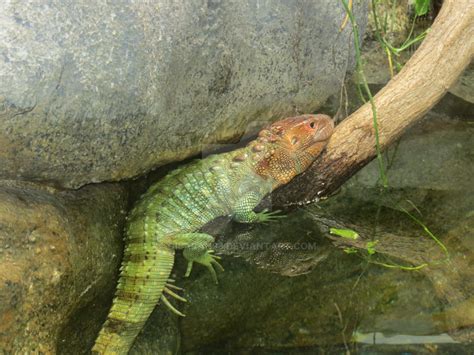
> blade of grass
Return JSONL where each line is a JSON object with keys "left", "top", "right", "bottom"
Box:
{"left": 341, "top": 0, "right": 388, "bottom": 188}
{"left": 400, "top": 204, "right": 450, "bottom": 260}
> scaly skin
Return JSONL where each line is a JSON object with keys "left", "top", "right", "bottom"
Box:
{"left": 92, "top": 114, "right": 334, "bottom": 354}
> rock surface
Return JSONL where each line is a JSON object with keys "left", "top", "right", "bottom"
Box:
{"left": 0, "top": 181, "right": 127, "bottom": 353}
{"left": 351, "top": 115, "right": 474, "bottom": 191}
{"left": 0, "top": 0, "right": 368, "bottom": 188}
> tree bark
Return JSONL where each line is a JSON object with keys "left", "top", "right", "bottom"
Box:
{"left": 272, "top": 0, "right": 474, "bottom": 207}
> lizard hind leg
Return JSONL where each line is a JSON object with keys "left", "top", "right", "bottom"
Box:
{"left": 166, "top": 232, "right": 224, "bottom": 284}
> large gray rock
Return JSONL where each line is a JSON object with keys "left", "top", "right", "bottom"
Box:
{"left": 0, "top": 1, "right": 368, "bottom": 188}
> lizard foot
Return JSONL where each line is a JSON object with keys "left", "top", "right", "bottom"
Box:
{"left": 183, "top": 249, "right": 224, "bottom": 284}
{"left": 255, "top": 209, "right": 286, "bottom": 224}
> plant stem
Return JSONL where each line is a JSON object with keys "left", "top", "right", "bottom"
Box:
{"left": 341, "top": 0, "right": 388, "bottom": 187}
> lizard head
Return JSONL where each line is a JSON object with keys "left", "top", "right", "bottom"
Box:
{"left": 251, "top": 114, "right": 334, "bottom": 187}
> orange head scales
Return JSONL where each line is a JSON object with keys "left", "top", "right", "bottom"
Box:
{"left": 249, "top": 114, "right": 334, "bottom": 188}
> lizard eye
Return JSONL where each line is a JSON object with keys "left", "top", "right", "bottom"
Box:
{"left": 309, "top": 121, "right": 316, "bottom": 129}
{"left": 291, "top": 137, "right": 298, "bottom": 145}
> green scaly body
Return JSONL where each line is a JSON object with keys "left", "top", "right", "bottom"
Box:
{"left": 92, "top": 114, "right": 334, "bottom": 354}
{"left": 93, "top": 147, "right": 274, "bottom": 354}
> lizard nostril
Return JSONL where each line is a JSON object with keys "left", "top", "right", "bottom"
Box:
{"left": 291, "top": 137, "right": 298, "bottom": 145}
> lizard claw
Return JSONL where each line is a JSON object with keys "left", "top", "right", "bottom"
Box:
{"left": 161, "top": 294, "right": 186, "bottom": 317}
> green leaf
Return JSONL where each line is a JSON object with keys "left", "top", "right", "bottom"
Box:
{"left": 343, "top": 247, "right": 359, "bottom": 254}
{"left": 415, "top": 0, "right": 430, "bottom": 16}
{"left": 366, "top": 240, "right": 379, "bottom": 255}
{"left": 330, "top": 228, "right": 360, "bottom": 240}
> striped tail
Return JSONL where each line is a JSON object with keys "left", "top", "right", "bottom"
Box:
{"left": 92, "top": 243, "right": 175, "bottom": 354}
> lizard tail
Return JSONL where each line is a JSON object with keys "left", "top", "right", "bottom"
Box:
{"left": 92, "top": 244, "right": 175, "bottom": 354}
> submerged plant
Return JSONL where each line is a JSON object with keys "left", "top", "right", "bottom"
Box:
{"left": 330, "top": 227, "right": 360, "bottom": 240}
{"left": 330, "top": 200, "right": 450, "bottom": 271}
{"left": 337, "top": 0, "right": 448, "bottom": 272}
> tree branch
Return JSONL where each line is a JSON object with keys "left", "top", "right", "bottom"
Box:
{"left": 272, "top": 0, "right": 474, "bottom": 207}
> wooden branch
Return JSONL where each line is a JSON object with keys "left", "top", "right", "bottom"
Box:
{"left": 272, "top": 0, "right": 474, "bottom": 207}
